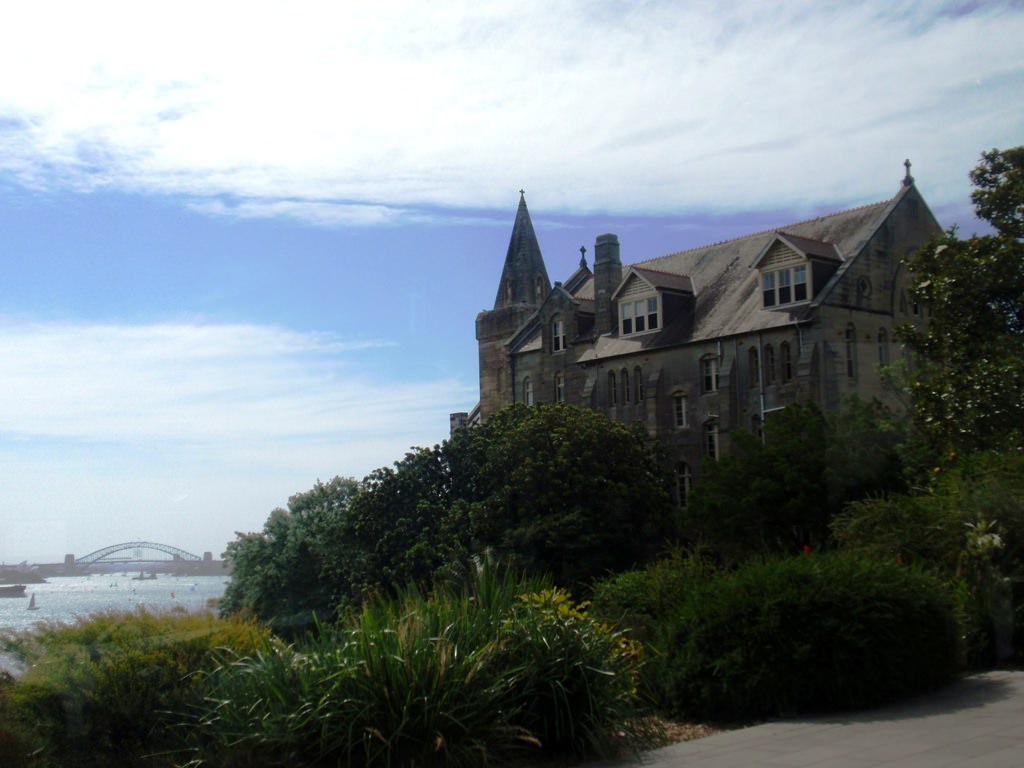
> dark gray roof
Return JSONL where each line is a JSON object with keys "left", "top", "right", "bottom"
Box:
{"left": 514, "top": 187, "right": 911, "bottom": 363}
{"left": 628, "top": 267, "right": 694, "bottom": 294}
{"left": 635, "top": 194, "right": 900, "bottom": 341}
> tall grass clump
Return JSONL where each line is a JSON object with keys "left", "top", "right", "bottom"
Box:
{"left": 0, "top": 608, "right": 272, "bottom": 768}
{"left": 193, "top": 565, "right": 651, "bottom": 767}
{"left": 660, "top": 552, "right": 962, "bottom": 722}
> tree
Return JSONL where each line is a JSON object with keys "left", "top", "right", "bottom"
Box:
{"left": 464, "top": 403, "right": 677, "bottom": 588}
{"left": 687, "top": 399, "right": 907, "bottom": 560}
{"left": 224, "top": 404, "right": 678, "bottom": 624}
{"left": 220, "top": 476, "right": 361, "bottom": 631}
{"left": 345, "top": 403, "right": 677, "bottom": 595}
{"left": 898, "top": 147, "right": 1024, "bottom": 453}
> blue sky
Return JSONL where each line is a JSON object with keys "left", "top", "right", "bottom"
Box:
{"left": 1, "top": 1, "right": 1021, "bottom": 564}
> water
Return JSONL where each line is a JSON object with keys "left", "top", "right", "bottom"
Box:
{"left": 0, "top": 574, "right": 228, "bottom": 635}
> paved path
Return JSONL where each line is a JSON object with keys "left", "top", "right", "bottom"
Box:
{"left": 622, "top": 670, "right": 1024, "bottom": 768}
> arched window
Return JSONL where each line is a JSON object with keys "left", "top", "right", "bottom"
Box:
{"left": 505, "top": 278, "right": 513, "bottom": 304}
{"left": 764, "top": 344, "right": 776, "bottom": 384}
{"left": 749, "top": 347, "right": 760, "bottom": 389}
{"left": 608, "top": 371, "right": 617, "bottom": 406}
{"left": 621, "top": 368, "right": 631, "bottom": 403}
{"left": 877, "top": 328, "right": 889, "bottom": 365}
{"left": 551, "top": 315, "right": 566, "bottom": 352}
{"left": 675, "top": 462, "right": 692, "bottom": 508}
{"left": 523, "top": 376, "right": 534, "bottom": 406}
{"left": 780, "top": 341, "right": 793, "bottom": 382}
{"left": 672, "top": 393, "right": 688, "bottom": 428}
{"left": 634, "top": 366, "right": 644, "bottom": 402}
{"left": 845, "top": 323, "right": 857, "bottom": 378}
{"left": 701, "top": 355, "right": 719, "bottom": 393}
{"left": 535, "top": 276, "right": 543, "bottom": 302}
{"left": 554, "top": 372, "right": 564, "bottom": 402}
{"left": 704, "top": 420, "right": 719, "bottom": 459}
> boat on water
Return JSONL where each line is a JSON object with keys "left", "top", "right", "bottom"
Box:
{"left": 131, "top": 572, "right": 157, "bottom": 581}
{"left": 0, "top": 584, "right": 27, "bottom": 597}
{"left": 27, "top": 593, "right": 39, "bottom": 610}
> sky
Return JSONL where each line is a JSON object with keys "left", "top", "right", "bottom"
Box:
{"left": 0, "top": 0, "right": 1021, "bottom": 565}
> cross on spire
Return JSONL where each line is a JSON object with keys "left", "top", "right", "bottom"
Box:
{"left": 903, "top": 159, "right": 914, "bottom": 187}
{"left": 579, "top": 245, "right": 587, "bottom": 269}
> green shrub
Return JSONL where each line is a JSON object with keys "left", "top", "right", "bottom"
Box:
{"left": 589, "top": 548, "right": 718, "bottom": 711}
{"left": 590, "top": 547, "right": 717, "bottom": 643}
{"left": 0, "top": 608, "right": 272, "bottom": 767}
{"left": 193, "top": 566, "right": 652, "bottom": 767}
{"left": 660, "top": 552, "right": 962, "bottom": 722}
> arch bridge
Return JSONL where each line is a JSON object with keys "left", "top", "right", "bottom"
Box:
{"left": 77, "top": 541, "right": 203, "bottom": 566}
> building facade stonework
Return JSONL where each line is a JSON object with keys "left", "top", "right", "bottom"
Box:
{"left": 460, "top": 170, "right": 939, "bottom": 504}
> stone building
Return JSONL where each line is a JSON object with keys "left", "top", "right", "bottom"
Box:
{"left": 459, "top": 165, "right": 939, "bottom": 504}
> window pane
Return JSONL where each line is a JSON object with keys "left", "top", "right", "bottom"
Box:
{"left": 763, "top": 273, "right": 776, "bottom": 306}
{"left": 635, "top": 314, "right": 646, "bottom": 332}
{"left": 674, "top": 395, "right": 687, "bottom": 427}
{"left": 793, "top": 266, "right": 807, "bottom": 301}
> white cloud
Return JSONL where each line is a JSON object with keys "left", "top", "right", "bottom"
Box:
{"left": 0, "top": 319, "right": 474, "bottom": 562}
{"left": 0, "top": 1, "right": 1020, "bottom": 220}
{"left": 0, "top": 319, "right": 465, "bottom": 448}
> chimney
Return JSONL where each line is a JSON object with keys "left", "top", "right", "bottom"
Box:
{"left": 593, "top": 234, "right": 622, "bottom": 335}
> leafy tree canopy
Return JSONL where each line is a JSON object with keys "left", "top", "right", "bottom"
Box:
{"left": 687, "top": 398, "right": 908, "bottom": 561}
{"left": 220, "top": 476, "right": 362, "bottom": 631}
{"left": 223, "top": 404, "right": 678, "bottom": 626}
{"left": 899, "top": 146, "right": 1024, "bottom": 452}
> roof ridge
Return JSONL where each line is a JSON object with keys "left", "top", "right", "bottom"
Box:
{"left": 776, "top": 230, "right": 837, "bottom": 246}
{"left": 640, "top": 197, "right": 891, "bottom": 267}
{"left": 632, "top": 264, "right": 691, "bottom": 278}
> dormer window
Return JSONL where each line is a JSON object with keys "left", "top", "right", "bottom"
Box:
{"left": 763, "top": 265, "right": 808, "bottom": 307}
{"left": 620, "top": 296, "right": 659, "bottom": 335}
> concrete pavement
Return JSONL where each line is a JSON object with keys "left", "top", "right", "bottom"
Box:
{"left": 624, "top": 670, "right": 1024, "bottom": 768}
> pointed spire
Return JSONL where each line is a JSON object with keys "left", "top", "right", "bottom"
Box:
{"left": 493, "top": 191, "right": 551, "bottom": 309}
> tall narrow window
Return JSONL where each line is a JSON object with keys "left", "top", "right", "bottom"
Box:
{"left": 845, "top": 323, "right": 857, "bottom": 378}
{"left": 704, "top": 421, "right": 719, "bottom": 459}
{"left": 621, "top": 368, "right": 630, "bottom": 403}
{"left": 877, "top": 328, "right": 889, "bottom": 365}
{"left": 762, "top": 272, "right": 776, "bottom": 307}
{"left": 764, "top": 344, "right": 776, "bottom": 384}
{"left": 749, "top": 347, "right": 760, "bottom": 389}
{"left": 535, "top": 276, "right": 543, "bottom": 302}
{"left": 793, "top": 265, "right": 808, "bottom": 301}
{"left": 608, "top": 371, "right": 617, "bottom": 406}
{"left": 780, "top": 341, "right": 793, "bottom": 382}
{"left": 778, "top": 269, "right": 792, "bottom": 304}
{"left": 673, "top": 394, "right": 688, "bottom": 428}
{"left": 675, "top": 462, "right": 692, "bottom": 508}
{"left": 701, "top": 356, "right": 719, "bottom": 393}
{"left": 634, "top": 366, "right": 644, "bottom": 402}
{"left": 523, "top": 377, "right": 534, "bottom": 406}
{"left": 551, "top": 316, "right": 566, "bottom": 352}
{"left": 554, "top": 372, "right": 564, "bottom": 402}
